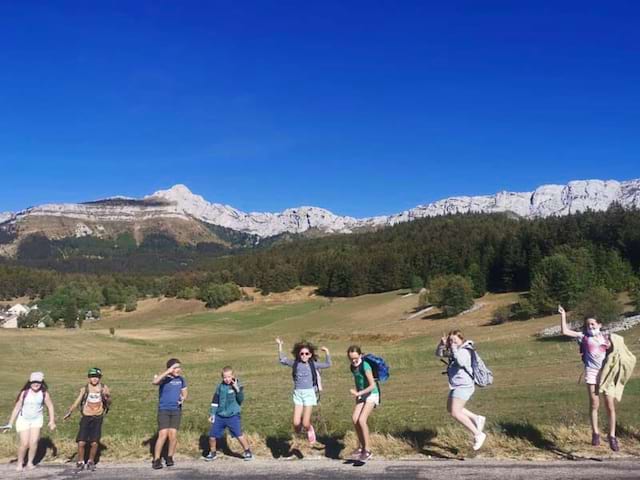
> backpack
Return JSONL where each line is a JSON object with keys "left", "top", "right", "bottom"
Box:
{"left": 80, "top": 384, "right": 111, "bottom": 416}
{"left": 461, "top": 345, "right": 493, "bottom": 387}
{"left": 362, "top": 354, "right": 390, "bottom": 383}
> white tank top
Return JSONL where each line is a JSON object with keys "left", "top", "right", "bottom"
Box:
{"left": 19, "top": 390, "right": 44, "bottom": 421}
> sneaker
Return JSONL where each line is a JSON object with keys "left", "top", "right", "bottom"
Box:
{"left": 476, "top": 415, "right": 486, "bottom": 433}
{"left": 243, "top": 450, "right": 254, "bottom": 461}
{"left": 86, "top": 461, "right": 96, "bottom": 472}
{"left": 608, "top": 436, "right": 620, "bottom": 452}
{"left": 204, "top": 451, "right": 217, "bottom": 462}
{"left": 350, "top": 448, "right": 363, "bottom": 459}
{"left": 75, "top": 461, "right": 85, "bottom": 472}
{"left": 473, "top": 432, "right": 487, "bottom": 451}
{"left": 592, "top": 433, "right": 601, "bottom": 446}
{"left": 307, "top": 424, "right": 316, "bottom": 444}
{"left": 152, "top": 459, "right": 163, "bottom": 470}
{"left": 165, "top": 456, "right": 175, "bottom": 467}
{"left": 358, "top": 450, "right": 373, "bottom": 462}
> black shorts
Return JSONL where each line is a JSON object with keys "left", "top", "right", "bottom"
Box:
{"left": 76, "top": 415, "right": 104, "bottom": 443}
{"left": 157, "top": 410, "right": 182, "bottom": 431}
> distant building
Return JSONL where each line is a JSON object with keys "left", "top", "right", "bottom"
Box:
{"left": 8, "top": 304, "right": 29, "bottom": 316}
{"left": 0, "top": 314, "right": 18, "bottom": 329}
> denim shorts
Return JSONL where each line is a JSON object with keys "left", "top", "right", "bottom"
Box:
{"left": 292, "top": 388, "right": 317, "bottom": 406}
{"left": 209, "top": 414, "right": 242, "bottom": 439}
{"left": 449, "top": 386, "right": 475, "bottom": 401}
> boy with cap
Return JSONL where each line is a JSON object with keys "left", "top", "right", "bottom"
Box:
{"left": 151, "top": 358, "right": 188, "bottom": 470}
{"left": 64, "top": 367, "right": 111, "bottom": 472}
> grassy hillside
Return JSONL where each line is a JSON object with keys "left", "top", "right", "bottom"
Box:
{"left": 1, "top": 290, "right": 639, "bottom": 463}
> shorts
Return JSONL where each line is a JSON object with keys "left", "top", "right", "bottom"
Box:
{"left": 76, "top": 415, "right": 104, "bottom": 443}
{"left": 449, "top": 386, "right": 475, "bottom": 401}
{"left": 157, "top": 410, "right": 182, "bottom": 430}
{"left": 356, "top": 393, "right": 380, "bottom": 406}
{"left": 292, "top": 388, "right": 317, "bottom": 407}
{"left": 209, "top": 414, "right": 243, "bottom": 439}
{"left": 584, "top": 367, "right": 602, "bottom": 386}
{"left": 15, "top": 416, "right": 43, "bottom": 433}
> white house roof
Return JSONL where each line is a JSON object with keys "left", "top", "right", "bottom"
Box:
{"left": 8, "top": 304, "right": 29, "bottom": 315}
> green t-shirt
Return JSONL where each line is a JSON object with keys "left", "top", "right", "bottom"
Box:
{"left": 352, "top": 360, "right": 379, "bottom": 395}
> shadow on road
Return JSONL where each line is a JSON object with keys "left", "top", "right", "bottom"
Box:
{"left": 395, "top": 429, "right": 462, "bottom": 460}
{"left": 265, "top": 436, "right": 303, "bottom": 459}
{"left": 9, "top": 436, "right": 58, "bottom": 467}
{"left": 198, "top": 434, "right": 243, "bottom": 459}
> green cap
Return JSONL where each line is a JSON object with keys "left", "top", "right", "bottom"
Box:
{"left": 88, "top": 367, "right": 102, "bottom": 378}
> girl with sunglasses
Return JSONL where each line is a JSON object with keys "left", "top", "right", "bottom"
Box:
{"left": 4, "top": 372, "right": 56, "bottom": 471}
{"left": 276, "top": 337, "right": 331, "bottom": 444}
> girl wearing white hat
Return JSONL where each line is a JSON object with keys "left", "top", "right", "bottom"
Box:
{"left": 4, "top": 372, "right": 56, "bottom": 471}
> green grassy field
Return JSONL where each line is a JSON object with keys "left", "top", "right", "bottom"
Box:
{"left": 1, "top": 290, "right": 639, "bottom": 462}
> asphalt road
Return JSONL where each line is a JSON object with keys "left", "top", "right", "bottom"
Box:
{"left": 1, "top": 459, "right": 640, "bottom": 480}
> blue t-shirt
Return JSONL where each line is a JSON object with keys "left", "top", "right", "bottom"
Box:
{"left": 158, "top": 375, "right": 187, "bottom": 411}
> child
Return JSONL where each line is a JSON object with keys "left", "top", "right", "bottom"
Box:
{"left": 346, "top": 346, "right": 378, "bottom": 462}
{"left": 64, "top": 367, "right": 112, "bottom": 472}
{"left": 151, "top": 358, "right": 188, "bottom": 469}
{"left": 204, "top": 366, "right": 253, "bottom": 461}
{"left": 276, "top": 337, "right": 331, "bottom": 444}
{"left": 559, "top": 305, "right": 619, "bottom": 451}
{"left": 435, "top": 331, "right": 487, "bottom": 451}
{"left": 5, "top": 372, "right": 56, "bottom": 472}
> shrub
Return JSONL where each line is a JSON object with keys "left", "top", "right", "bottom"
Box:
{"left": 409, "top": 275, "right": 424, "bottom": 293}
{"left": 490, "top": 305, "right": 512, "bottom": 325}
{"left": 573, "top": 286, "right": 622, "bottom": 325}
{"left": 529, "top": 254, "right": 580, "bottom": 314}
{"left": 428, "top": 274, "right": 474, "bottom": 317}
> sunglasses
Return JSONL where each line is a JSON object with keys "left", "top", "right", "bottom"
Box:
{"left": 299, "top": 352, "right": 312, "bottom": 357}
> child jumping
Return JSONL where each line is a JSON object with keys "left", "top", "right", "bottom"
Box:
{"left": 559, "top": 305, "right": 619, "bottom": 451}
{"left": 204, "top": 366, "right": 253, "bottom": 461}
{"left": 64, "top": 367, "right": 112, "bottom": 472}
{"left": 276, "top": 337, "right": 331, "bottom": 444}
{"left": 436, "top": 330, "right": 487, "bottom": 451}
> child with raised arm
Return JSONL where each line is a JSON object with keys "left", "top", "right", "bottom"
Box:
{"left": 276, "top": 337, "right": 331, "bottom": 444}
{"left": 559, "top": 305, "right": 619, "bottom": 451}
{"left": 204, "top": 366, "right": 253, "bottom": 461}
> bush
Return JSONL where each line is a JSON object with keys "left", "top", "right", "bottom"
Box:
{"left": 428, "top": 274, "right": 474, "bottom": 317}
{"left": 409, "top": 275, "right": 424, "bottom": 293}
{"left": 511, "top": 298, "right": 535, "bottom": 320}
{"left": 490, "top": 305, "right": 512, "bottom": 325}
{"left": 529, "top": 254, "right": 580, "bottom": 314}
{"left": 199, "top": 282, "right": 242, "bottom": 309}
{"left": 573, "top": 286, "right": 622, "bottom": 325}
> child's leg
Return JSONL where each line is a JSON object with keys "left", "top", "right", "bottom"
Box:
{"left": 448, "top": 397, "right": 479, "bottom": 435}
{"left": 355, "top": 402, "right": 376, "bottom": 451}
{"left": 26, "top": 427, "right": 40, "bottom": 467}
{"left": 604, "top": 394, "right": 616, "bottom": 437}
{"left": 167, "top": 429, "right": 178, "bottom": 457}
{"left": 462, "top": 408, "right": 479, "bottom": 423}
{"left": 88, "top": 442, "right": 99, "bottom": 463}
{"left": 77, "top": 441, "right": 86, "bottom": 463}
{"left": 587, "top": 385, "right": 600, "bottom": 434}
{"left": 236, "top": 435, "right": 250, "bottom": 451}
{"left": 302, "top": 406, "right": 313, "bottom": 431}
{"left": 208, "top": 437, "right": 217, "bottom": 453}
{"left": 16, "top": 430, "right": 29, "bottom": 470}
{"left": 154, "top": 429, "right": 168, "bottom": 460}
{"left": 292, "top": 405, "right": 304, "bottom": 432}
{"left": 351, "top": 403, "right": 366, "bottom": 449}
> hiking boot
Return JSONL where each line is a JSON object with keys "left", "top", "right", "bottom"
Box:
{"left": 152, "top": 459, "right": 163, "bottom": 470}
{"left": 204, "top": 451, "right": 217, "bottom": 462}
{"left": 307, "top": 424, "right": 316, "bottom": 444}
{"left": 476, "top": 415, "right": 486, "bottom": 432}
{"left": 86, "top": 461, "right": 96, "bottom": 472}
{"left": 243, "top": 450, "right": 254, "bottom": 461}
{"left": 358, "top": 450, "right": 373, "bottom": 462}
{"left": 74, "top": 461, "right": 85, "bottom": 473}
{"left": 591, "top": 433, "right": 601, "bottom": 446}
{"left": 608, "top": 436, "right": 620, "bottom": 452}
{"left": 473, "top": 432, "right": 487, "bottom": 451}
{"left": 350, "top": 448, "right": 363, "bottom": 459}
{"left": 165, "top": 456, "right": 175, "bottom": 467}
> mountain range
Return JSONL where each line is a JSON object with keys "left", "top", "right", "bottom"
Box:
{"left": 1, "top": 178, "right": 638, "bottom": 257}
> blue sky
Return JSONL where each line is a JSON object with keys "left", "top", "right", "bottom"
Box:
{"left": 1, "top": 1, "right": 638, "bottom": 217}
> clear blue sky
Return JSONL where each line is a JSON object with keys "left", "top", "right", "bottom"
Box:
{"left": 1, "top": 1, "right": 638, "bottom": 217}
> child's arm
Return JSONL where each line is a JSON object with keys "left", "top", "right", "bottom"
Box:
{"left": 276, "top": 337, "right": 294, "bottom": 366}
{"left": 44, "top": 391, "right": 56, "bottom": 431}
{"left": 559, "top": 305, "right": 581, "bottom": 338}
{"left": 315, "top": 347, "right": 332, "bottom": 368}
{"left": 64, "top": 388, "right": 85, "bottom": 420}
{"left": 435, "top": 336, "right": 448, "bottom": 357}
{"left": 235, "top": 382, "right": 245, "bottom": 405}
{"left": 209, "top": 387, "right": 220, "bottom": 420}
{"left": 6, "top": 394, "right": 23, "bottom": 429}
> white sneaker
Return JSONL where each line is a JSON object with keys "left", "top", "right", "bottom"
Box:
{"left": 473, "top": 432, "right": 487, "bottom": 451}
{"left": 476, "top": 415, "right": 486, "bottom": 432}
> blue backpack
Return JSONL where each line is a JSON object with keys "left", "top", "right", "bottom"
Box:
{"left": 362, "top": 354, "right": 390, "bottom": 383}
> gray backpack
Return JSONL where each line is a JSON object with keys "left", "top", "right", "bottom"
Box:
{"left": 463, "top": 345, "right": 494, "bottom": 387}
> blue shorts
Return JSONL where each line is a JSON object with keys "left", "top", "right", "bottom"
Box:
{"left": 209, "top": 414, "right": 242, "bottom": 439}
{"left": 449, "top": 386, "right": 475, "bottom": 401}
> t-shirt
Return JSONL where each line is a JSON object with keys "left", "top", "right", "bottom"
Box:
{"left": 279, "top": 353, "right": 332, "bottom": 390}
{"left": 158, "top": 376, "right": 187, "bottom": 411}
{"left": 576, "top": 333, "right": 610, "bottom": 370}
{"left": 19, "top": 390, "right": 44, "bottom": 421}
{"left": 351, "top": 360, "right": 380, "bottom": 395}
{"left": 81, "top": 384, "right": 110, "bottom": 417}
